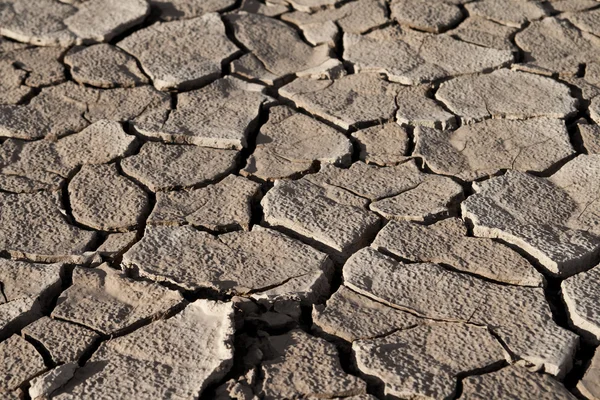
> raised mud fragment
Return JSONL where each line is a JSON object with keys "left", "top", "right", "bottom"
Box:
{"left": 373, "top": 219, "right": 544, "bottom": 286}
{"left": 462, "top": 155, "right": 600, "bottom": 276}
{"left": 0, "top": 335, "right": 46, "bottom": 394}
{"left": 152, "top": 0, "right": 236, "bottom": 20}
{"left": 395, "top": 85, "right": 456, "bottom": 129}
{"left": 118, "top": 13, "right": 240, "bottom": 90}
{"left": 242, "top": 106, "right": 352, "bottom": 181}
{"left": 414, "top": 119, "right": 575, "bottom": 181}
{"left": 0, "top": 120, "right": 135, "bottom": 193}
{"left": 449, "top": 16, "right": 518, "bottom": 50}
{"left": 52, "top": 300, "right": 235, "bottom": 399}
{"left": 52, "top": 264, "right": 183, "bottom": 335}
{"left": 565, "top": 8, "right": 600, "bottom": 38}
{"left": 22, "top": 317, "right": 99, "bottom": 364}
{"left": 465, "top": 0, "right": 546, "bottom": 27}
{"left": 259, "top": 329, "right": 367, "bottom": 398}
{"left": 577, "top": 120, "right": 600, "bottom": 154}
{"left": 279, "top": 73, "right": 404, "bottom": 130}
{"left": 390, "top": 0, "right": 463, "bottom": 33}
{"left": 344, "top": 248, "right": 579, "bottom": 377}
{"left": 261, "top": 177, "right": 381, "bottom": 260}
{"left": 30, "top": 363, "right": 78, "bottom": 400}
{"left": 313, "top": 286, "right": 421, "bottom": 343}
{"left": 578, "top": 348, "right": 600, "bottom": 400}
{"left": 64, "top": 44, "right": 149, "bottom": 88}
{"left": 515, "top": 17, "right": 600, "bottom": 77}
{"left": 121, "top": 142, "right": 238, "bottom": 191}
{"left": 96, "top": 232, "right": 138, "bottom": 259}
{"left": 263, "top": 0, "right": 340, "bottom": 13}
{"left": 353, "top": 322, "right": 506, "bottom": 400}
{"left": 459, "top": 366, "right": 577, "bottom": 399}
{"left": 351, "top": 123, "right": 410, "bottom": 166}
{"left": 0, "top": 260, "right": 63, "bottom": 339}
{"left": 0, "top": 191, "right": 96, "bottom": 262}
{"left": 68, "top": 164, "right": 149, "bottom": 232}
{"left": 227, "top": 12, "right": 339, "bottom": 84}
{"left": 149, "top": 175, "right": 261, "bottom": 231}
{"left": 133, "top": 76, "right": 271, "bottom": 149}
{"left": 0, "top": 0, "right": 149, "bottom": 46}
{"left": 562, "top": 264, "right": 600, "bottom": 342}
{"left": 436, "top": 69, "right": 578, "bottom": 123}
{"left": 344, "top": 26, "right": 513, "bottom": 85}
{"left": 281, "top": 0, "right": 388, "bottom": 45}
{"left": 123, "top": 225, "right": 333, "bottom": 302}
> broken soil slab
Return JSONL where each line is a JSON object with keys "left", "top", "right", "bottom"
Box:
{"left": 242, "top": 106, "right": 352, "bottom": 181}
{"left": 64, "top": 44, "right": 149, "bottom": 88}
{"left": 0, "top": 191, "right": 96, "bottom": 262}
{"left": 344, "top": 247, "right": 579, "bottom": 378}
{"left": 261, "top": 177, "right": 381, "bottom": 260}
{"left": 436, "top": 69, "right": 578, "bottom": 123}
{"left": 372, "top": 219, "right": 544, "bottom": 286}
{"left": 52, "top": 263, "right": 183, "bottom": 335}
{"left": 390, "top": 0, "right": 463, "bottom": 33}
{"left": 414, "top": 118, "right": 575, "bottom": 181}
{"left": 0, "top": 0, "right": 150, "bottom": 46}
{"left": 29, "top": 363, "right": 77, "bottom": 400}
{"left": 52, "top": 300, "right": 234, "bottom": 399}
{"left": 354, "top": 322, "right": 507, "bottom": 399}
{"left": 118, "top": 13, "right": 240, "bottom": 90}
{"left": 465, "top": 0, "right": 547, "bottom": 27}
{"left": 259, "top": 329, "right": 367, "bottom": 398}
{"left": 562, "top": 263, "right": 600, "bottom": 343}
{"left": 462, "top": 155, "right": 600, "bottom": 276}
{"left": 123, "top": 225, "right": 333, "bottom": 303}
{"left": 515, "top": 17, "right": 600, "bottom": 77}
{"left": 22, "top": 317, "right": 99, "bottom": 364}
{"left": 133, "top": 76, "right": 272, "bottom": 149}
{"left": 227, "top": 12, "right": 339, "bottom": 84}
{"left": 449, "top": 16, "right": 518, "bottom": 51}
{"left": 344, "top": 26, "right": 513, "bottom": 86}
{"left": 68, "top": 163, "right": 149, "bottom": 232}
{"left": 263, "top": 0, "right": 340, "bottom": 13}
{"left": 96, "top": 231, "right": 138, "bottom": 259}
{"left": 459, "top": 366, "right": 577, "bottom": 399}
{"left": 395, "top": 85, "right": 457, "bottom": 129}
{"left": 577, "top": 120, "right": 600, "bottom": 154}
{"left": 0, "top": 335, "right": 46, "bottom": 394}
{"left": 0, "top": 120, "right": 135, "bottom": 193}
{"left": 281, "top": 0, "right": 388, "bottom": 44}
{"left": 312, "top": 285, "right": 421, "bottom": 343}
{"left": 151, "top": 0, "right": 236, "bottom": 20}
{"left": 0, "top": 259, "right": 63, "bottom": 339}
{"left": 578, "top": 348, "right": 600, "bottom": 400}
{"left": 148, "top": 174, "right": 261, "bottom": 231}
{"left": 279, "top": 73, "right": 405, "bottom": 130}
{"left": 351, "top": 123, "right": 410, "bottom": 166}
{"left": 121, "top": 142, "right": 238, "bottom": 191}
{"left": 565, "top": 8, "right": 600, "bottom": 39}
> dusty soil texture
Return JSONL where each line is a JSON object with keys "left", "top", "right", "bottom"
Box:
{"left": 1, "top": 0, "right": 600, "bottom": 399}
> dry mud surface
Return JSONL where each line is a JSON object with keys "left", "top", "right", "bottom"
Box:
{"left": 1, "top": 0, "right": 600, "bottom": 399}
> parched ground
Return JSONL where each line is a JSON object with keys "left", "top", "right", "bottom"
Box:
{"left": 1, "top": 0, "right": 600, "bottom": 399}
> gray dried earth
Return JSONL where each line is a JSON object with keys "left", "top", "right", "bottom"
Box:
{"left": 1, "top": 1, "right": 600, "bottom": 399}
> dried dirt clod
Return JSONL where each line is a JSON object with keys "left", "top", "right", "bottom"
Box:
{"left": 52, "top": 263, "right": 183, "bottom": 335}
{"left": 372, "top": 218, "right": 544, "bottom": 286}
{"left": 151, "top": 0, "right": 236, "bottom": 20}
{"left": 344, "top": 26, "right": 513, "bottom": 86}
{"left": 462, "top": 155, "right": 600, "bottom": 276}
{"left": 351, "top": 123, "right": 410, "bottom": 166}
{"left": 562, "top": 264, "right": 600, "bottom": 343}
{"left": 259, "top": 329, "right": 367, "bottom": 399}
{"left": 123, "top": 225, "right": 334, "bottom": 303}
{"left": 578, "top": 348, "right": 600, "bottom": 400}
{"left": 414, "top": 118, "right": 575, "bottom": 181}
{"left": 148, "top": 174, "right": 261, "bottom": 231}
{"left": 459, "top": 366, "right": 577, "bottom": 400}
{"left": 353, "top": 322, "right": 507, "bottom": 400}
{"left": 64, "top": 44, "right": 148, "bottom": 88}
{"left": 0, "top": 335, "right": 46, "bottom": 394}
{"left": 344, "top": 248, "right": 579, "bottom": 378}
{"left": 465, "top": 0, "right": 547, "bottom": 27}
{"left": 390, "top": 0, "right": 463, "bottom": 33}
{"left": 121, "top": 142, "right": 238, "bottom": 191}
{"left": 52, "top": 300, "right": 235, "bottom": 399}
{"left": 118, "top": 13, "right": 240, "bottom": 90}
{"left": 0, "top": 191, "right": 97, "bottom": 262}
{"left": 22, "top": 317, "right": 99, "bottom": 364}
{"left": 133, "top": 76, "right": 272, "bottom": 150}
{"left": 449, "top": 16, "right": 518, "bottom": 50}
{"left": 242, "top": 106, "right": 352, "bottom": 181}
{"left": 0, "top": 260, "right": 63, "bottom": 339}
{"left": 436, "top": 69, "right": 578, "bottom": 123}
{"left": 68, "top": 163, "right": 149, "bottom": 232}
